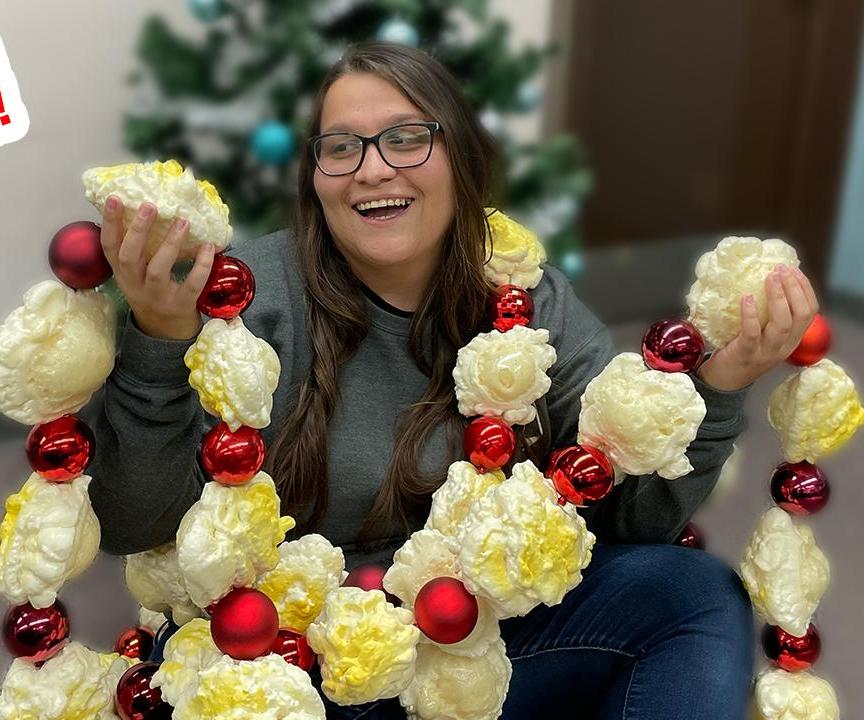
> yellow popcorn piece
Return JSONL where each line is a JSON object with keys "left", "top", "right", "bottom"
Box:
{"left": 768, "top": 358, "right": 864, "bottom": 463}
{"left": 0, "top": 641, "right": 132, "bottom": 720}
{"left": 740, "top": 508, "right": 830, "bottom": 636}
{"left": 577, "top": 352, "right": 706, "bottom": 479}
{"left": 82, "top": 158, "right": 232, "bottom": 260}
{"left": 686, "top": 236, "right": 800, "bottom": 348}
{"left": 483, "top": 209, "right": 547, "bottom": 290}
{"left": 425, "top": 461, "right": 506, "bottom": 538}
{"left": 176, "top": 472, "right": 295, "bottom": 608}
{"left": 184, "top": 317, "right": 281, "bottom": 432}
{"left": 151, "top": 618, "right": 223, "bottom": 710}
{"left": 125, "top": 542, "right": 201, "bottom": 626}
{"left": 754, "top": 668, "right": 839, "bottom": 720}
{"left": 0, "top": 280, "right": 115, "bottom": 425}
{"left": 255, "top": 533, "right": 346, "bottom": 632}
{"left": 306, "top": 587, "right": 419, "bottom": 706}
{"left": 399, "top": 638, "right": 512, "bottom": 720}
{"left": 0, "top": 473, "right": 100, "bottom": 608}
{"left": 458, "top": 461, "right": 594, "bottom": 619}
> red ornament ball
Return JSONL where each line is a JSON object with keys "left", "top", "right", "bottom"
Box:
{"left": 489, "top": 284, "right": 535, "bottom": 332}
{"left": 2, "top": 600, "right": 70, "bottom": 662}
{"left": 197, "top": 253, "right": 256, "bottom": 319}
{"left": 210, "top": 587, "right": 279, "bottom": 660}
{"left": 413, "top": 577, "right": 478, "bottom": 645}
{"left": 762, "top": 623, "right": 822, "bottom": 672}
{"left": 270, "top": 628, "right": 316, "bottom": 672}
{"left": 463, "top": 417, "right": 516, "bottom": 473}
{"left": 343, "top": 564, "right": 400, "bottom": 606}
{"left": 48, "top": 221, "right": 113, "bottom": 290}
{"left": 642, "top": 319, "right": 706, "bottom": 373}
{"left": 200, "top": 422, "right": 265, "bottom": 485}
{"left": 113, "top": 626, "right": 156, "bottom": 661}
{"left": 787, "top": 314, "right": 831, "bottom": 367}
{"left": 115, "top": 661, "right": 173, "bottom": 720}
{"left": 544, "top": 443, "right": 614, "bottom": 507}
{"left": 25, "top": 415, "right": 95, "bottom": 482}
{"left": 770, "top": 462, "right": 830, "bottom": 515}
{"left": 675, "top": 522, "right": 706, "bottom": 550}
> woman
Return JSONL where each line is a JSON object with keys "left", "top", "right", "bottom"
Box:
{"left": 90, "top": 42, "right": 819, "bottom": 718}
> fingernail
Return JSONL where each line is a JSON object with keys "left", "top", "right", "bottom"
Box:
{"left": 140, "top": 203, "right": 154, "bottom": 219}
{"left": 178, "top": 218, "right": 188, "bottom": 231}
{"left": 105, "top": 196, "right": 116, "bottom": 213}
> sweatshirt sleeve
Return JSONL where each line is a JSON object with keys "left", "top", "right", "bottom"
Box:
{"left": 79, "top": 312, "right": 210, "bottom": 555}
{"left": 544, "top": 314, "right": 750, "bottom": 545}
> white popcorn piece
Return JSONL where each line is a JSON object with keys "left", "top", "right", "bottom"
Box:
{"left": 753, "top": 668, "right": 839, "bottom": 720}
{"left": 425, "top": 461, "right": 505, "bottom": 539}
{"left": 483, "top": 209, "right": 547, "bottom": 290}
{"left": 125, "top": 542, "right": 201, "bottom": 626}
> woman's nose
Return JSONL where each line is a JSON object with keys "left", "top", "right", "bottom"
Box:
{"left": 353, "top": 143, "right": 397, "bottom": 183}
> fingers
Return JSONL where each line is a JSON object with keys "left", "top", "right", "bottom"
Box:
{"left": 144, "top": 217, "right": 189, "bottom": 291}
{"left": 178, "top": 242, "right": 217, "bottom": 304}
{"left": 738, "top": 294, "right": 762, "bottom": 356}
{"left": 117, "top": 202, "right": 158, "bottom": 282}
{"left": 778, "top": 266, "right": 814, "bottom": 335}
{"left": 762, "top": 267, "right": 793, "bottom": 351}
{"left": 792, "top": 266, "right": 820, "bottom": 314}
{"left": 99, "top": 195, "right": 124, "bottom": 268}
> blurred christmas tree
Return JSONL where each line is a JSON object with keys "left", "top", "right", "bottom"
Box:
{"left": 123, "top": 0, "right": 592, "bottom": 277}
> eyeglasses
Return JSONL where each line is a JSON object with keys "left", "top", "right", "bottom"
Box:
{"left": 310, "top": 121, "right": 443, "bottom": 176}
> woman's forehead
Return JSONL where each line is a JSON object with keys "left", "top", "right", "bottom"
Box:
{"left": 320, "top": 74, "right": 427, "bottom": 134}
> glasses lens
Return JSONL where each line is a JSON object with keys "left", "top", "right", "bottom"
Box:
{"left": 379, "top": 125, "right": 433, "bottom": 168}
{"left": 315, "top": 134, "right": 363, "bottom": 175}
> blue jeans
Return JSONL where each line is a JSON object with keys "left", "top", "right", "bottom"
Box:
{"left": 314, "top": 542, "right": 755, "bottom": 719}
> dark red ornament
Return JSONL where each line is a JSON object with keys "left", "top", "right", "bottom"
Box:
{"left": 675, "top": 521, "right": 706, "bottom": 549}
{"left": 770, "top": 462, "right": 830, "bottom": 515}
{"left": 197, "top": 254, "right": 256, "bottom": 319}
{"left": 209, "top": 587, "right": 279, "bottom": 660}
{"left": 489, "top": 284, "right": 535, "bottom": 332}
{"left": 343, "top": 564, "right": 400, "bottom": 606}
{"left": 270, "top": 627, "right": 316, "bottom": 671}
{"left": 2, "top": 600, "right": 70, "bottom": 662}
{"left": 200, "top": 422, "right": 265, "bottom": 485}
{"left": 25, "top": 415, "right": 95, "bottom": 482}
{"left": 115, "top": 661, "right": 173, "bottom": 720}
{"left": 414, "top": 577, "right": 478, "bottom": 645}
{"left": 544, "top": 443, "right": 614, "bottom": 507}
{"left": 761, "top": 623, "right": 822, "bottom": 672}
{"left": 48, "top": 221, "right": 113, "bottom": 290}
{"left": 463, "top": 417, "right": 516, "bottom": 473}
{"left": 641, "top": 319, "right": 706, "bottom": 373}
{"left": 113, "top": 625, "right": 156, "bottom": 660}
{"left": 787, "top": 314, "right": 831, "bottom": 367}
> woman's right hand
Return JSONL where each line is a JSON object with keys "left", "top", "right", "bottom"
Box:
{"left": 100, "top": 194, "right": 217, "bottom": 340}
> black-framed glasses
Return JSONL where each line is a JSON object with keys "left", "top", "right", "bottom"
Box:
{"left": 310, "top": 121, "right": 443, "bottom": 176}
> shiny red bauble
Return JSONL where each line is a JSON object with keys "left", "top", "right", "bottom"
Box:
{"left": 761, "top": 623, "right": 822, "bottom": 672}
{"left": 343, "top": 564, "right": 400, "bottom": 606}
{"left": 113, "top": 625, "right": 156, "bottom": 660}
{"left": 642, "top": 319, "right": 706, "bottom": 373}
{"left": 49, "top": 221, "right": 113, "bottom": 290}
{"left": 2, "top": 600, "right": 70, "bottom": 662}
{"left": 787, "top": 314, "right": 831, "bottom": 367}
{"left": 270, "top": 628, "right": 316, "bottom": 672}
{"left": 675, "top": 521, "right": 706, "bottom": 550}
{"left": 115, "top": 661, "right": 173, "bottom": 720}
{"left": 770, "top": 462, "right": 831, "bottom": 515}
{"left": 209, "top": 587, "right": 279, "bottom": 660}
{"left": 463, "top": 417, "right": 516, "bottom": 473}
{"left": 544, "top": 443, "right": 614, "bottom": 507}
{"left": 197, "top": 253, "right": 256, "bottom": 319}
{"left": 489, "top": 284, "right": 535, "bottom": 332}
{"left": 413, "top": 577, "right": 478, "bottom": 645}
{"left": 25, "top": 415, "right": 95, "bottom": 482}
{"left": 199, "top": 422, "right": 265, "bottom": 485}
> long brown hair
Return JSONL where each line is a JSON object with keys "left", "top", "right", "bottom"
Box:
{"left": 265, "top": 41, "right": 547, "bottom": 545}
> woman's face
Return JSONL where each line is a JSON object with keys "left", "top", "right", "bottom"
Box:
{"left": 313, "top": 72, "right": 455, "bottom": 276}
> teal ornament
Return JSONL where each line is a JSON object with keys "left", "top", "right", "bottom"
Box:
{"left": 188, "top": 0, "right": 230, "bottom": 22}
{"left": 376, "top": 17, "right": 420, "bottom": 47}
{"left": 516, "top": 82, "right": 543, "bottom": 112}
{"left": 250, "top": 121, "right": 296, "bottom": 165}
{"left": 560, "top": 251, "right": 584, "bottom": 280}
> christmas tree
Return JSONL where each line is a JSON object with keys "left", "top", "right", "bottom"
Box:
{"left": 123, "top": 0, "right": 592, "bottom": 275}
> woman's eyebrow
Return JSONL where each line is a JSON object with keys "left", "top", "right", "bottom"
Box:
{"left": 321, "top": 113, "right": 427, "bottom": 134}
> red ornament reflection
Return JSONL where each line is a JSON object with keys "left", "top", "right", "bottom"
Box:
{"left": 343, "top": 564, "right": 400, "bottom": 606}
{"left": 200, "top": 423, "right": 265, "bottom": 485}
{"left": 197, "top": 254, "right": 256, "bottom": 319}
{"left": 26, "top": 415, "right": 95, "bottom": 482}
{"left": 489, "top": 284, "right": 535, "bottom": 332}
{"left": 413, "top": 577, "right": 478, "bottom": 645}
{"left": 787, "top": 314, "right": 831, "bottom": 367}
{"left": 761, "top": 623, "right": 822, "bottom": 672}
{"left": 209, "top": 587, "right": 279, "bottom": 660}
{"left": 641, "top": 319, "right": 706, "bottom": 373}
{"left": 463, "top": 417, "right": 516, "bottom": 473}
{"left": 675, "top": 521, "right": 706, "bottom": 550}
{"left": 271, "top": 628, "right": 316, "bottom": 672}
{"left": 544, "top": 443, "right": 614, "bottom": 507}
{"left": 115, "top": 661, "right": 173, "bottom": 720}
{"left": 114, "top": 626, "right": 156, "bottom": 660}
{"left": 49, "top": 221, "right": 113, "bottom": 290}
{"left": 2, "top": 600, "right": 70, "bottom": 662}
{"left": 770, "top": 462, "right": 830, "bottom": 515}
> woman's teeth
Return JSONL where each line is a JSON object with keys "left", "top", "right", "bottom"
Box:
{"left": 354, "top": 198, "right": 414, "bottom": 217}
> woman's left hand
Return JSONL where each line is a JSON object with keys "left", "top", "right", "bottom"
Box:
{"left": 695, "top": 265, "right": 820, "bottom": 391}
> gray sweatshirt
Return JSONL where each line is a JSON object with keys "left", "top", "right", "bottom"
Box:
{"left": 81, "top": 228, "right": 748, "bottom": 569}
